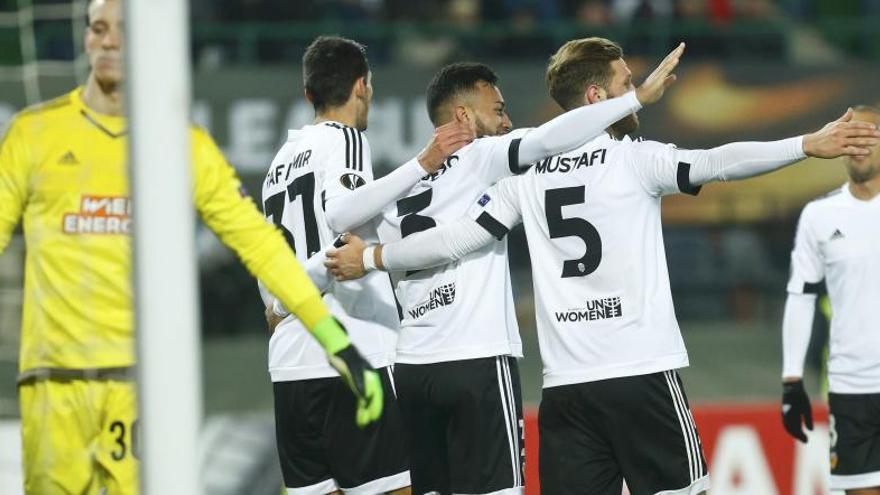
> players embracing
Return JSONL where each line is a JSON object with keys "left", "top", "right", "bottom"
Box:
{"left": 325, "top": 37, "right": 880, "bottom": 495}
{"left": 263, "top": 33, "right": 685, "bottom": 495}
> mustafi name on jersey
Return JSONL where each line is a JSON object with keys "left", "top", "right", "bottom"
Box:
{"left": 534, "top": 148, "right": 607, "bottom": 174}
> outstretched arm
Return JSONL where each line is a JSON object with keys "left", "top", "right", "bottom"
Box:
{"left": 634, "top": 108, "right": 880, "bottom": 196}
{"left": 331, "top": 218, "right": 496, "bottom": 280}
{"left": 323, "top": 121, "right": 474, "bottom": 233}
{"left": 326, "top": 178, "right": 523, "bottom": 280}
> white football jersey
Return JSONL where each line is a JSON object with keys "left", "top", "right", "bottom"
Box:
{"left": 262, "top": 122, "right": 398, "bottom": 382}
{"left": 787, "top": 185, "right": 880, "bottom": 394}
{"left": 376, "top": 130, "right": 530, "bottom": 364}
{"left": 468, "top": 133, "right": 712, "bottom": 388}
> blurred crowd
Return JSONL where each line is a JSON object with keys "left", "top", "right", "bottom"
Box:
{"left": 192, "top": 0, "right": 880, "bottom": 24}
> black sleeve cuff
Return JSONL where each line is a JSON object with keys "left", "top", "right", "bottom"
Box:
{"left": 802, "top": 280, "right": 824, "bottom": 295}
{"left": 508, "top": 138, "right": 522, "bottom": 174}
{"left": 676, "top": 162, "right": 702, "bottom": 196}
{"left": 475, "top": 212, "right": 510, "bottom": 240}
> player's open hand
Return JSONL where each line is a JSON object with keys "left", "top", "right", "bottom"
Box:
{"left": 635, "top": 42, "right": 684, "bottom": 105}
{"left": 803, "top": 108, "right": 880, "bottom": 158}
{"left": 326, "top": 233, "right": 369, "bottom": 281}
{"left": 417, "top": 120, "right": 476, "bottom": 173}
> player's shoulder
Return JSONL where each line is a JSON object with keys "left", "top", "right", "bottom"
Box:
{"left": 188, "top": 123, "right": 212, "bottom": 140}
{"left": 13, "top": 91, "right": 77, "bottom": 129}
{"left": 316, "top": 121, "right": 368, "bottom": 144}
{"left": 806, "top": 185, "right": 846, "bottom": 209}
{"left": 18, "top": 92, "right": 75, "bottom": 118}
{"left": 801, "top": 185, "right": 847, "bottom": 219}
{"left": 457, "top": 128, "right": 528, "bottom": 163}
{"left": 187, "top": 125, "right": 224, "bottom": 155}
{"left": 624, "top": 136, "right": 675, "bottom": 154}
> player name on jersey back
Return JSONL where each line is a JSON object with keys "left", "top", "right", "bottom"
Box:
{"left": 533, "top": 148, "right": 608, "bottom": 174}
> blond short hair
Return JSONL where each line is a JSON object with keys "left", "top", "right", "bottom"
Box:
{"left": 546, "top": 37, "right": 623, "bottom": 111}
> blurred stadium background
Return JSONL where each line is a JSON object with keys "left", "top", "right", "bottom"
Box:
{"left": 0, "top": 0, "right": 878, "bottom": 493}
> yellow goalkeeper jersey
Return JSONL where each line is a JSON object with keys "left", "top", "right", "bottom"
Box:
{"left": 0, "top": 88, "right": 328, "bottom": 374}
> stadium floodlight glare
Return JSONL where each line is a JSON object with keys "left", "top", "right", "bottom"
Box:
{"left": 126, "top": 0, "right": 203, "bottom": 493}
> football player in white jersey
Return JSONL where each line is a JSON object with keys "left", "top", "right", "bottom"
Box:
{"left": 326, "top": 38, "right": 880, "bottom": 495}
{"left": 782, "top": 105, "right": 880, "bottom": 495}
{"left": 260, "top": 36, "right": 477, "bottom": 495}
{"left": 320, "top": 45, "right": 683, "bottom": 495}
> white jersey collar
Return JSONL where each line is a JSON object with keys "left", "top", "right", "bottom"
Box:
{"left": 842, "top": 182, "right": 880, "bottom": 207}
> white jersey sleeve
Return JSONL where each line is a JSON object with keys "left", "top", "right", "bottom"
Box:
{"left": 467, "top": 176, "right": 524, "bottom": 239}
{"left": 781, "top": 203, "right": 823, "bottom": 380}
{"left": 781, "top": 292, "right": 816, "bottom": 380}
{"left": 629, "top": 137, "right": 806, "bottom": 197}
{"left": 786, "top": 205, "right": 825, "bottom": 295}
{"left": 469, "top": 128, "right": 533, "bottom": 185}
{"left": 376, "top": 177, "right": 524, "bottom": 271}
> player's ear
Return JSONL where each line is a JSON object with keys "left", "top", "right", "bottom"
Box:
{"left": 352, "top": 76, "right": 368, "bottom": 99}
{"left": 453, "top": 105, "right": 471, "bottom": 124}
{"left": 585, "top": 84, "right": 606, "bottom": 105}
{"left": 304, "top": 89, "right": 314, "bottom": 104}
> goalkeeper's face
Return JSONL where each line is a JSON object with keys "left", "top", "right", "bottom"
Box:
{"left": 85, "top": 0, "right": 123, "bottom": 87}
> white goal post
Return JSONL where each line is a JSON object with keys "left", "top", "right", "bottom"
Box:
{"left": 126, "top": 0, "right": 202, "bottom": 493}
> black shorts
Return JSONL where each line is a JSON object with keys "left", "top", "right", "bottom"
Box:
{"left": 829, "top": 392, "right": 880, "bottom": 491}
{"left": 539, "top": 370, "right": 709, "bottom": 495}
{"left": 273, "top": 367, "right": 410, "bottom": 494}
{"left": 394, "top": 356, "right": 524, "bottom": 495}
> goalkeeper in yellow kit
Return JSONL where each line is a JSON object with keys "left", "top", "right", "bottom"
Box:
{"left": 0, "top": 1, "right": 383, "bottom": 493}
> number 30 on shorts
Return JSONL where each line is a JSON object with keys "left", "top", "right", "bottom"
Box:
{"left": 109, "top": 418, "right": 141, "bottom": 461}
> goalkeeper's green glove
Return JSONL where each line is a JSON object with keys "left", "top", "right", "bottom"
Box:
{"left": 311, "top": 316, "right": 384, "bottom": 427}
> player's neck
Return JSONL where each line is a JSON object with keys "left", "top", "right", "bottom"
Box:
{"left": 81, "top": 74, "right": 124, "bottom": 116}
{"left": 314, "top": 105, "right": 357, "bottom": 129}
{"left": 608, "top": 128, "right": 624, "bottom": 140}
{"left": 848, "top": 174, "right": 880, "bottom": 201}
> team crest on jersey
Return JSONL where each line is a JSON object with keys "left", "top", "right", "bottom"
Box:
{"left": 340, "top": 173, "right": 366, "bottom": 190}
{"left": 478, "top": 194, "right": 491, "bottom": 206}
{"left": 407, "top": 283, "right": 456, "bottom": 319}
{"left": 554, "top": 296, "right": 623, "bottom": 323}
{"left": 63, "top": 195, "right": 131, "bottom": 235}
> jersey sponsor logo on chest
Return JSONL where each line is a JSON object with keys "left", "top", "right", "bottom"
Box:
{"left": 554, "top": 296, "right": 623, "bottom": 323}
{"left": 406, "top": 283, "right": 456, "bottom": 319}
{"left": 62, "top": 195, "right": 131, "bottom": 235}
{"left": 535, "top": 148, "right": 607, "bottom": 175}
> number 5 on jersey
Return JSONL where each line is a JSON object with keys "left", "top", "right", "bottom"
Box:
{"left": 545, "top": 186, "right": 602, "bottom": 278}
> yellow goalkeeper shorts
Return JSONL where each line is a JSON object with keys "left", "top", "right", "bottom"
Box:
{"left": 19, "top": 375, "right": 139, "bottom": 495}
